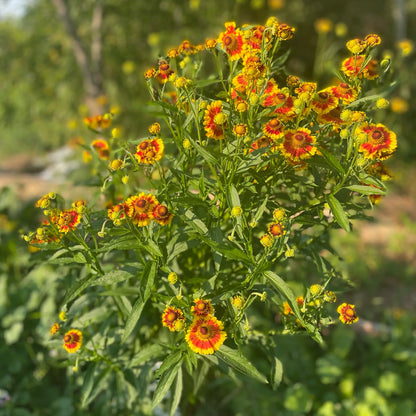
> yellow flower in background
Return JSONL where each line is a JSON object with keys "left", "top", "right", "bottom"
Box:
{"left": 147, "top": 33, "right": 160, "bottom": 47}
{"left": 397, "top": 39, "right": 413, "bottom": 56}
{"left": 314, "top": 18, "right": 333, "bottom": 34}
{"left": 268, "top": 0, "right": 285, "bottom": 9}
{"left": 189, "top": 0, "right": 200, "bottom": 10}
{"left": 335, "top": 22, "right": 348, "bottom": 37}
{"left": 122, "top": 61, "right": 136, "bottom": 74}
{"left": 67, "top": 119, "right": 78, "bottom": 130}
{"left": 390, "top": 97, "right": 409, "bottom": 113}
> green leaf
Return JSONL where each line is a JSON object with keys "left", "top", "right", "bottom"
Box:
{"left": 167, "top": 239, "right": 196, "bottom": 263}
{"left": 196, "top": 234, "right": 253, "bottom": 264}
{"left": 327, "top": 194, "right": 350, "bottom": 231}
{"left": 81, "top": 365, "right": 111, "bottom": 408}
{"left": 121, "top": 296, "right": 147, "bottom": 343}
{"left": 91, "top": 269, "right": 134, "bottom": 286}
{"left": 184, "top": 209, "right": 208, "bottom": 235}
{"left": 80, "top": 363, "right": 96, "bottom": 407}
{"left": 73, "top": 251, "right": 88, "bottom": 263}
{"left": 270, "top": 356, "right": 283, "bottom": 390}
{"left": 345, "top": 184, "right": 386, "bottom": 195}
{"left": 152, "top": 359, "right": 182, "bottom": 409}
{"left": 186, "top": 136, "right": 220, "bottom": 167}
{"left": 170, "top": 367, "right": 183, "bottom": 416}
{"left": 141, "top": 261, "right": 157, "bottom": 301}
{"left": 143, "top": 239, "right": 163, "bottom": 257}
{"left": 228, "top": 184, "right": 240, "bottom": 208}
{"left": 98, "top": 287, "right": 141, "bottom": 296}
{"left": 252, "top": 195, "right": 269, "bottom": 223}
{"left": 318, "top": 147, "right": 345, "bottom": 175}
{"left": 216, "top": 345, "right": 268, "bottom": 383}
{"left": 62, "top": 275, "right": 95, "bottom": 307}
{"left": 129, "top": 344, "right": 165, "bottom": 368}
{"left": 98, "top": 235, "right": 138, "bottom": 252}
{"left": 154, "top": 350, "right": 182, "bottom": 378}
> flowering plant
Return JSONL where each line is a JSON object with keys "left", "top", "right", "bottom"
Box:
{"left": 25, "top": 17, "right": 395, "bottom": 413}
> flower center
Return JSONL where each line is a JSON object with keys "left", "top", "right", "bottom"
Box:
{"left": 257, "top": 137, "right": 270, "bottom": 148}
{"left": 224, "top": 35, "right": 236, "bottom": 48}
{"left": 167, "top": 312, "right": 177, "bottom": 322}
{"left": 139, "top": 141, "right": 148, "bottom": 150}
{"left": 214, "top": 113, "right": 227, "bottom": 125}
{"left": 135, "top": 199, "right": 148, "bottom": 211}
{"left": 197, "top": 303, "right": 206, "bottom": 311}
{"left": 371, "top": 130, "right": 384, "bottom": 143}
{"left": 318, "top": 92, "right": 328, "bottom": 100}
{"left": 198, "top": 324, "right": 212, "bottom": 339}
{"left": 276, "top": 93, "right": 286, "bottom": 101}
{"left": 159, "top": 63, "right": 170, "bottom": 72}
{"left": 156, "top": 205, "right": 168, "bottom": 216}
{"left": 269, "top": 119, "right": 281, "bottom": 128}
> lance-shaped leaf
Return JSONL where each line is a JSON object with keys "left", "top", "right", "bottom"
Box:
{"left": 121, "top": 262, "right": 157, "bottom": 342}
{"left": 326, "top": 194, "right": 350, "bottom": 232}
{"left": 216, "top": 345, "right": 268, "bottom": 383}
{"left": 270, "top": 356, "right": 283, "bottom": 390}
{"left": 152, "top": 359, "right": 183, "bottom": 410}
{"left": 345, "top": 184, "right": 386, "bottom": 196}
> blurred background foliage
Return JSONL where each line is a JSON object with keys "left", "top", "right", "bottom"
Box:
{"left": 1, "top": 0, "right": 416, "bottom": 415}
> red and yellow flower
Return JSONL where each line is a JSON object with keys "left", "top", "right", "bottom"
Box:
{"left": 233, "top": 123, "right": 248, "bottom": 138}
{"left": 331, "top": 82, "right": 360, "bottom": 104}
{"left": 279, "top": 128, "right": 317, "bottom": 162}
{"left": 311, "top": 89, "right": 339, "bottom": 115}
{"left": 356, "top": 123, "right": 397, "bottom": 160}
{"left": 267, "top": 222, "right": 285, "bottom": 237}
{"left": 155, "top": 60, "right": 175, "bottom": 83}
{"left": 84, "top": 114, "right": 112, "bottom": 130}
{"left": 337, "top": 303, "right": 358, "bottom": 324}
{"left": 135, "top": 138, "right": 164, "bottom": 164}
{"left": 107, "top": 203, "right": 126, "bottom": 225}
{"left": 191, "top": 298, "right": 214, "bottom": 317}
{"left": 341, "top": 55, "right": 379, "bottom": 80}
{"left": 218, "top": 22, "right": 244, "bottom": 61}
{"left": 50, "top": 323, "right": 60, "bottom": 336}
{"left": 203, "top": 101, "right": 227, "bottom": 140}
{"left": 262, "top": 118, "right": 284, "bottom": 140}
{"left": 56, "top": 209, "right": 82, "bottom": 233}
{"left": 152, "top": 204, "right": 173, "bottom": 225}
{"left": 63, "top": 329, "right": 83, "bottom": 353}
{"left": 185, "top": 316, "right": 226, "bottom": 355}
{"left": 162, "top": 306, "right": 186, "bottom": 332}
{"left": 124, "top": 193, "right": 159, "bottom": 226}
{"left": 92, "top": 139, "right": 110, "bottom": 160}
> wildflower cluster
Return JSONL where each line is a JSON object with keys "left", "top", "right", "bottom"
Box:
{"left": 25, "top": 16, "right": 398, "bottom": 411}
{"left": 281, "top": 284, "right": 339, "bottom": 332}
{"left": 25, "top": 195, "right": 86, "bottom": 245}
{"left": 107, "top": 192, "right": 172, "bottom": 227}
